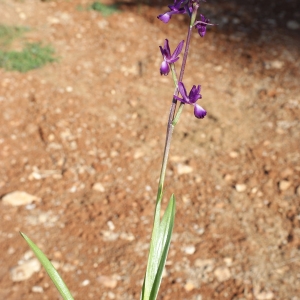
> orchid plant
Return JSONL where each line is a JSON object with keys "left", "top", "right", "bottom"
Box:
{"left": 21, "top": 1, "right": 213, "bottom": 299}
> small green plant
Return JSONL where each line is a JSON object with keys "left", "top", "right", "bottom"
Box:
{"left": 0, "top": 43, "right": 57, "bottom": 72}
{"left": 89, "top": 1, "right": 118, "bottom": 16}
{"left": 0, "top": 25, "right": 29, "bottom": 48}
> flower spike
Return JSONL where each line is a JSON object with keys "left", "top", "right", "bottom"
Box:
{"left": 159, "top": 39, "right": 184, "bottom": 76}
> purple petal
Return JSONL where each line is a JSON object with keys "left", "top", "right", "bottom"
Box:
{"left": 164, "top": 39, "right": 171, "bottom": 58}
{"left": 157, "top": 12, "right": 171, "bottom": 23}
{"left": 166, "top": 56, "right": 179, "bottom": 64}
{"left": 171, "top": 40, "right": 184, "bottom": 61}
{"left": 194, "top": 104, "right": 206, "bottom": 119}
{"left": 189, "top": 85, "right": 201, "bottom": 103}
{"left": 159, "top": 45, "right": 165, "bottom": 57}
{"left": 178, "top": 82, "right": 189, "bottom": 102}
{"left": 174, "top": 95, "right": 189, "bottom": 104}
{"left": 160, "top": 61, "right": 170, "bottom": 75}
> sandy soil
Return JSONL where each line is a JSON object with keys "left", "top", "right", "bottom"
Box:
{"left": 0, "top": 0, "right": 300, "bottom": 299}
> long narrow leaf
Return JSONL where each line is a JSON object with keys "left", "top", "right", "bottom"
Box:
{"left": 149, "top": 195, "right": 175, "bottom": 300}
{"left": 20, "top": 232, "right": 74, "bottom": 300}
{"left": 142, "top": 194, "right": 176, "bottom": 300}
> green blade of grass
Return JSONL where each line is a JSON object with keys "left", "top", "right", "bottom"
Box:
{"left": 142, "top": 194, "right": 176, "bottom": 300}
{"left": 20, "top": 232, "right": 74, "bottom": 300}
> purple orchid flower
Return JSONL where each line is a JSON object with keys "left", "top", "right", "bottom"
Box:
{"left": 194, "top": 14, "right": 212, "bottom": 37}
{"left": 174, "top": 82, "right": 206, "bottom": 118}
{"left": 157, "top": 0, "right": 186, "bottom": 23}
{"left": 159, "top": 39, "right": 184, "bottom": 76}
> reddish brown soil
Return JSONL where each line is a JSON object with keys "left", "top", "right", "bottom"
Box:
{"left": 0, "top": 0, "right": 300, "bottom": 299}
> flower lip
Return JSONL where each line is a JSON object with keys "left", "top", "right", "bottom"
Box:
{"left": 194, "top": 104, "right": 207, "bottom": 119}
{"left": 160, "top": 61, "right": 170, "bottom": 76}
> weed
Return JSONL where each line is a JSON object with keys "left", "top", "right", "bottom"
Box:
{"left": 89, "top": 1, "right": 118, "bottom": 16}
{"left": 0, "top": 43, "right": 57, "bottom": 72}
{"left": 0, "top": 25, "right": 29, "bottom": 49}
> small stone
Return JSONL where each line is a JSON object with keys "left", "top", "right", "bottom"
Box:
{"left": 107, "top": 221, "right": 115, "bottom": 231}
{"left": 177, "top": 164, "right": 193, "bottom": 175}
{"left": 120, "top": 232, "right": 135, "bottom": 241}
{"left": 97, "top": 275, "right": 118, "bottom": 288}
{"left": 108, "top": 292, "right": 115, "bottom": 299}
{"left": 229, "top": 151, "right": 238, "bottom": 158}
{"left": 255, "top": 291, "right": 274, "bottom": 300}
{"left": 265, "top": 60, "right": 284, "bottom": 69}
{"left": 183, "top": 245, "right": 196, "bottom": 255}
{"left": 2, "top": 191, "right": 41, "bottom": 206}
{"left": 61, "top": 263, "right": 76, "bottom": 272}
{"left": 92, "top": 183, "right": 105, "bottom": 192}
{"left": 66, "top": 86, "right": 73, "bottom": 92}
{"left": 223, "top": 257, "right": 233, "bottom": 267}
{"left": 10, "top": 258, "right": 41, "bottom": 282}
{"left": 214, "top": 266, "right": 231, "bottom": 282}
{"left": 184, "top": 281, "right": 195, "bottom": 292}
{"left": 102, "top": 230, "right": 119, "bottom": 241}
{"left": 134, "top": 149, "right": 144, "bottom": 159}
{"left": 32, "top": 286, "right": 44, "bottom": 293}
{"left": 81, "top": 279, "right": 90, "bottom": 286}
{"left": 279, "top": 180, "right": 292, "bottom": 191}
{"left": 287, "top": 20, "right": 300, "bottom": 30}
{"left": 235, "top": 184, "right": 247, "bottom": 192}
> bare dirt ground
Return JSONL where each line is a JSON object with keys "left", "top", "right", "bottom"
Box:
{"left": 0, "top": 0, "right": 300, "bottom": 299}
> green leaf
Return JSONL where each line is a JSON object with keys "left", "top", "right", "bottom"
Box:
{"left": 20, "top": 232, "right": 74, "bottom": 300}
{"left": 142, "top": 194, "right": 176, "bottom": 300}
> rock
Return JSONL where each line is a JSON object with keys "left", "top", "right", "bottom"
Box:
{"left": 177, "top": 164, "right": 193, "bottom": 175}
{"left": 81, "top": 279, "right": 90, "bottom": 286}
{"left": 120, "top": 232, "right": 135, "bottom": 241}
{"left": 10, "top": 258, "right": 41, "bottom": 282}
{"left": 134, "top": 149, "right": 144, "bottom": 159}
{"left": 61, "top": 263, "right": 76, "bottom": 272}
{"left": 279, "top": 180, "right": 292, "bottom": 191}
{"left": 255, "top": 291, "right": 274, "bottom": 300}
{"left": 223, "top": 257, "right": 233, "bottom": 267}
{"left": 183, "top": 245, "right": 196, "bottom": 255}
{"left": 265, "top": 60, "right": 284, "bottom": 69}
{"left": 102, "top": 230, "right": 119, "bottom": 241}
{"left": 2, "top": 191, "right": 41, "bottom": 206}
{"left": 214, "top": 266, "right": 231, "bottom": 282}
{"left": 235, "top": 184, "right": 247, "bottom": 192}
{"left": 184, "top": 281, "right": 195, "bottom": 292}
{"left": 32, "top": 286, "right": 44, "bottom": 293}
{"left": 97, "top": 275, "right": 118, "bottom": 288}
{"left": 229, "top": 151, "right": 239, "bottom": 158}
{"left": 92, "top": 182, "right": 105, "bottom": 192}
{"left": 287, "top": 20, "right": 300, "bottom": 30}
